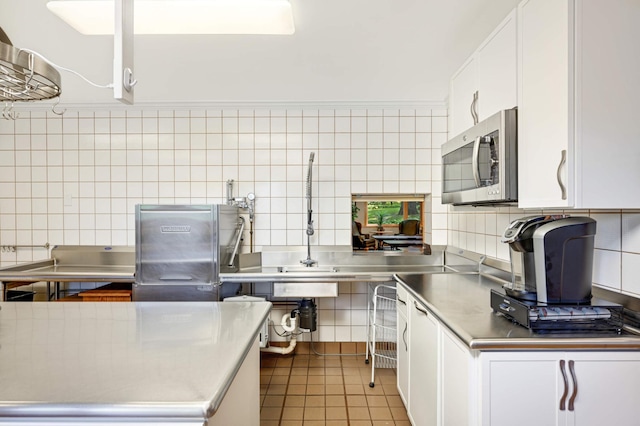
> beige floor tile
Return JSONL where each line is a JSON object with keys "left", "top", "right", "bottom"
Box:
{"left": 261, "top": 367, "right": 275, "bottom": 376}
{"left": 349, "top": 421, "right": 373, "bottom": 426}
{"left": 262, "top": 395, "right": 285, "bottom": 407}
{"left": 363, "top": 384, "right": 386, "bottom": 396}
{"left": 348, "top": 406, "right": 371, "bottom": 420}
{"left": 279, "top": 421, "right": 303, "bottom": 426}
{"left": 326, "top": 405, "right": 348, "bottom": 420}
{"left": 275, "top": 357, "right": 294, "bottom": 367}
{"left": 326, "top": 395, "right": 346, "bottom": 407}
{"left": 326, "top": 420, "right": 350, "bottom": 426}
{"left": 308, "top": 367, "right": 325, "bottom": 376}
{"left": 346, "top": 395, "right": 367, "bottom": 406}
{"left": 325, "top": 359, "right": 342, "bottom": 367}
{"left": 385, "top": 395, "right": 405, "bottom": 407}
{"left": 267, "top": 384, "right": 287, "bottom": 395}
{"left": 325, "top": 384, "right": 345, "bottom": 395}
{"left": 345, "top": 384, "right": 365, "bottom": 394}
{"left": 393, "top": 421, "right": 411, "bottom": 426}
{"left": 288, "top": 384, "right": 308, "bottom": 395}
{"left": 342, "top": 367, "right": 361, "bottom": 376}
{"left": 307, "top": 375, "right": 325, "bottom": 385}
{"left": 291, "top": 367, "right": 309, "bottom": 376}
{"left": 390, "top": 406, "right": 409, "bottom": 420}
{"left": 344, "top": 375, "right": 362, "bottom": 385}
{"left": 326, "top": 375, "right": 343, "bottom": 385}
{"left": 325, "top": 367, "right": 343, "bottom": 375}
{"left": 274, "top": 367, "right": 293, "bottom": 376}
{"left": 366, "top": 395, "right": 388, "bottom": 407}
{"left": 382, "top": 384, "right": 398, "bottom": 395}
{"left": 289, "top": 375, "right": 308, "bottom": 385}
{"left": 306, "top": 384, "right": 325, "bottom": 395}
{"left": 281, "top": 407, "right": 304, "bottom": 420}
{"left": 261, "top": 357, "right": 278, "bottom": 368}
{"left": 309, "top": 359, "right": 325, "bottom": 368}
{"left": 285, "top": 395, "right": 306, "bottom": 407}
{"left": 305, "top": 395, "right": 324, "bottom": 407}
{"left": 270, "top": 375, "right": 289, "bottom": 385}
{"left": 304, "top": 406, "right": 325, "bottom": 420}
{"left": 368, "top": 407, "right": 393, "bottom": 420}
{"left": 372, "top": 421, "right": 396, "bottom": 426}
{"left": 259, "top": 421, "right": 280, "bottom": 426}
{"left": 302, "top": 421, "right": 325, "bottom": 426}
{"left": 260, "top": 406, "right": 282, "bottom": 420}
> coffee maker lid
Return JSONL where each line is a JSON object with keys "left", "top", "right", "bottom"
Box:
{"left": 501, "top": 215, "right": 567, "bottom": 244}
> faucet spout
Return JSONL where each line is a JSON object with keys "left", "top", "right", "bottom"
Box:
{"left": 301, "top": 152, "right": 317, "bottom": 267}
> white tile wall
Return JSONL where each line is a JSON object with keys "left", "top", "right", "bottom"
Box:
{"left": 445, "top": 204, "right": 640, "bottom": 300}
{"left": 0, "top": 104, "right": 445, "bottom": 342}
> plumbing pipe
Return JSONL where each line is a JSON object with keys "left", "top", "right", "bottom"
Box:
{"left": 260, "top": 312, "right": 298, "bottom": 355}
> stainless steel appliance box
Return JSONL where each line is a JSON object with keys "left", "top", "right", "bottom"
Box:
{"left": 134, "top": 204, "right": 240, "bottom": 301}
{"left": 441, "top": 108, "right": 517, "bottom": 205}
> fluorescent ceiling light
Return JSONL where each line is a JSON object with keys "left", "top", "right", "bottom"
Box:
{"left": 47, "top": 0, "right": 296, "bottom": 35}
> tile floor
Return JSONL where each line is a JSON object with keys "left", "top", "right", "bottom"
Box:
{"left": 260, "top": 343, "right": 409, "bottom": 426}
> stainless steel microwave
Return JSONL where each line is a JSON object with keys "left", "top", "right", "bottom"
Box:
{"left": 441, "top": 108, "right": 517, "bottom": 205}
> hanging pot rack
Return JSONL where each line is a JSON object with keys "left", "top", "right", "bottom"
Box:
{"left": 0, "top": 28, "right": 61, "bottom": 102}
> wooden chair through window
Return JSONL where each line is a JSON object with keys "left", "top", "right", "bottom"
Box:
{"left": 398, "top": 219, "right": 420, "bottom": 236}
{"left": 352, "top": 221, "right": 376, "bottom": 250}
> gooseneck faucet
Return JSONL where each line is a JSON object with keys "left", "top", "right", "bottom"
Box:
{"left": 301, "top": 152, "right": 317, "bottom": 267}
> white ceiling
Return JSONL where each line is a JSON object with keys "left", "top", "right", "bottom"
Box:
{"left": 1, "top": 0, "right": 520, "bottom": 105}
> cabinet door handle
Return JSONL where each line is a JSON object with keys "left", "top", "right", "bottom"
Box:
{"left": 397, "top": 296, "right": 407, "bottom": 305}
{"left": 413, "top": 300, "right": 428, "bottom": 316}
{"left": 556, "top": 149, "right": 567, "bottom": 200}
{"left": 559, "top": 360, "right": 568, "bottom": 411}
{"left": 568, "top": 360, "right": 578, "bottom": 411}
{"left": 470, "top": 90, "right": 479, "bottom": 125}
{"left": 402, "top": 322, "right": 408, "bottom": 352}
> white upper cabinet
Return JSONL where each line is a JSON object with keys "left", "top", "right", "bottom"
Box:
{"left": 449, "top": 9, "right": 517, "bottom": 137}
{"left": 517, "top": 0, "right": 640, "bottom": 209}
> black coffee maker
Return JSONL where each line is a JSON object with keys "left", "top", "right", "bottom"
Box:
{"left": 501, "top": 215, "right": 597, "bottom": 304}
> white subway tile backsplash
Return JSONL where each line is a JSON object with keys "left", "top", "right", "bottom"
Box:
{"left": 622, "top": 213, "right": 640, "bottom": 254}
{"left": 593, "top": 249, "right": 622, "bottom": 290}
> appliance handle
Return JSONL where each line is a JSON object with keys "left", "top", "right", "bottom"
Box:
{"left": 557, "top": 149, "right": 567, "bottom": 200}
{"left": 568, "top": 360, "right": 578, "bottom": 411}
{"left": 559, "top": 359, "right": 568, "bottom": 411}
{"left": 227, "top": 217, "right": 246, "bottom": 267}
{"left": 396, "top": 295, "right": 407, "bottom": 305}
{"left": 472, "top": 136, "right": 482, "bottom": 188}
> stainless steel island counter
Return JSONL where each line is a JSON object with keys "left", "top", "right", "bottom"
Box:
{"left": 0, "top": 300, "right": 271, "bottom": 425}
{"left": 395, "top": 272, "right": 640, "bottom": 350}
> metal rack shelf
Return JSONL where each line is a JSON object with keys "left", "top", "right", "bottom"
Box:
{"left": 365, "top": 283, "right": 397, "bottom": 387}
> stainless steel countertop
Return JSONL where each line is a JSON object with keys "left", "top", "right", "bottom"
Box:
{"left": 395, "top": 273, "right": 640, "bottom": 351}
{"left": 0, "top": 301, "right": 271, "bottom": 421}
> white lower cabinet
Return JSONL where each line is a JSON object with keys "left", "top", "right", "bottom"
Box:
{"left": 396, "top": 287, "right": 409, "bottom": 406}
{"left": 441, "top": 328, "right": 471, "bottom": 426}
{"left": 396, "top": 282, "right": 640, "bottom": 426}
{"left": 408, "top": 297, "right": 439, "bottom": 426}
{"left": 481, "top": 351, "right": 640, "bottom": 426}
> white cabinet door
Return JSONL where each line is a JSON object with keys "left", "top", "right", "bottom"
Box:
{"left": 408, "top": 297, "right": 439, "bottom": 426}
{"left": 440, "top": 329, "right": 471, "bottom": 426}
{"left": 481, "top": 351, "right": 640, "bottom": 426}
{"left": 476, "top": 9, "right": 517, "bottom": 123}
{"left": 518, "top": 0, "right": 640, "bottom": 209}
{"left": 480, "top": 352, "right": 566, "bottom": 426}
{"left": 517, "top": 0, "right": 573, "bottom": 208}
{"left": 449, "top": 56, "right": 477, "bottom": 137}
{"left": 396, "top": 294, "right": 409, "bottom": 407}
{"left": 449, "top": 9, "right": 517, "bottom": 138}
{"left": 567, "top": 352, "right": 640, "bottom": 426}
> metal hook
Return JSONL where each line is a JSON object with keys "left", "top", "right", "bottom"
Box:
{"left": 51, "top": 97, "right": 65, "bottom": 116}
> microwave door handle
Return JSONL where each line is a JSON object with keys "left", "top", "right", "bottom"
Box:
{"left": 472, "top": 136, "right": 482, "bottom": 187}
